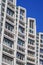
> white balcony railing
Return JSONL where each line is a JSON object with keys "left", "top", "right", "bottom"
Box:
{"left": 2, "top": 58, "right": 14, "bottom": 65}
{"left": 3, "top": 41, "right": 14, "bottom": 49}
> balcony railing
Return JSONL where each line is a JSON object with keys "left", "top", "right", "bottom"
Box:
{"left": 3, "top": 47, "right": 14, "bottom": 55}
{"left": 3, "top": 41, "right": 14, "bottom": 49}
{"left": 2, "top": 58, "right": 14, "bottom": 65}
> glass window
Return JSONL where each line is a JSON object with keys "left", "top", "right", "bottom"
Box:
{"left": 16, "top": 52, "right": 25, "bottom": 60}
{"left": 5, "top": 22, "right": 14, "bottom": 32}
{"left": 40, "top": 40, "right": 43, "bottom": 43}
{"left": 28, "top": 38, "right": 34, "bottom": 45}
{"left": 20, "top": 16, "right": 23, "bottom": 20}
{"left": 29, "top": 20, "right": 34, "bottom": 29}
{"left": 2, "top": 54, "right": 13, "bottom": 65}
{"left": 7, "top": 8, "right": 14, "bottom": 16}
{"left": 3, "top": 37, "right": 14, "bottom": 48}
{"left": 19, "top": 25, "right": 25, "bottom": 33}
{"left": 20, "top": 9, "right": 25, "bottom": 15}
{"left": 17, "top": 46, "right": 25, "bottom": 52}
{"left": 40, "top": 49, "right": 43, "bottom": 53}
{"left": 29, "top": 29, "right": 33, "bottom": 33}
{"left": 18, "top": 38, "right": 25, "bottom": 46}
{"left": 40, "top": 60, "right": 43, "bottom": 65}
{"left": 41, "top": 35, "right": 43, "bottom": 39}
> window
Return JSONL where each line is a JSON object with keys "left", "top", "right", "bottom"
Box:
{"left": 17, "top": 46, "right": 25, "bottom": 52}
{"left": 16, "top": 10, "right": 18, "bottom": 14}
{"left": 5, "top": 22, "right": 14, "bottom": 32}
{"left": 3, "top": 37, "right": 14, "bottom": 48}
{"left": 2, "top": 54, "right": 13, "bottom": 65}
{"left": 40, "top": 40, "right": 43, "bottom": 43}
{"left": 40, "top": 55, "right": 43, "bottom": 58}
{"left": 19, "top": 25, "right": 25, "bottom": 33}
{"left": 16, "top": 52, "right": 25, "bottom": 60}
{"left": 29, "top": 20, "right": 34, "bottom": 29}
{"left": 40, "top": 49, "right": 43, "bottom": 53}
{"left": 7, "top": 8, "right": 14, "bottom": 16}
{"left": 20, "top": 9, "right": 25, "bottom": 15}
{"left": 29, "top": 29, "right": 33, "bottom": 33}
{"left": 27, "top": 50, "right": 35, "bottom": 57}
{"left": 28, "top": 38, "right": 34, "bottom": 45}
{"left": 18, "top": 38, "right": 25, "bottom": 46}
{"left": 40, "top": 60, "right": 43, "bottom": 65}
{"left": 20, "top": 16, "right": 23, "bottom": 20}
{"left": 41, "top": 35, "right": 43, "bottom": 39}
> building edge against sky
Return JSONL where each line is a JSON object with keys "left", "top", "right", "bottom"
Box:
{"left": 0, "top": 0, "right": 43, "bottom": 65}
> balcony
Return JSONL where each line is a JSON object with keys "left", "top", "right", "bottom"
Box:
{"left": 3, "top": 37, "right": 14, "bottom": 49}
{"left": 18, "top": 33, "right": 25, "bottom": 39}
{"left": 2, "top": 54, "right": 14, "bottom": 65}
{"left": 16, "top": 60, "right": 25, "bottom": 65}
{"left": 6, "top": 15, "right": 14, "bottom": 23}
{"left": 5, "top": 21, "right": 14, "bottom": 33}
{"left": 17, "top": 38, "right": 25, "bottom": 47}
{"left": 28, "top": 38, "right": 35, "bottom": 45}
{"left": 6, "top": 13, "right": 14, "bottom": 21}
{"left": 20, "top": 9, "right": 25, "bottom": 16}
{"left": 17, "top": 45, "right": 25, "bottom": 52}
{"left": 19, "top": 26, "right": 25, "bottom": 33}
{"left": 27, "top": 57, "right": 35, "bottom": 62}
{"left": 19, "top": 29, "right": 25, "bottom": 36}
{"left": 27, "top": 60, "right": 35, "bottom": 65}
{"left": 4, "top": 28, "right": 15, "bottom": 35}
{"left": 8, "top": 2, "right": 14, "bottom": 11}
{"left": 3, "top": 46, "right": 14, "bottom": 57}
{"left": 27, "top": 53, "right": 35, "bottom": 58}
{"left": 4, "top": 30, "right": 14, "bottom": 39}
{"left": 3, "top": 41, "right": 14, "bottom": 49}
{"left": 19, "top": 21, "right": 25, "bottom": 28}
{"left": 16, "top": 52, "right": 25, "bottom": 62}
{"left": 4, "top": 33, "right": 14, "bottom": 41}
{"left": 6, "top": 18, "right": 14, "bottom": 26}
{"left": 27, "top": 50, "right": 35, "bottom": 57}
{"left": 28, "top": 45, "right": 35, "bottom": 52}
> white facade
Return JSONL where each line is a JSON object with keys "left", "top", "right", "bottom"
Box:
{"left": 36, "top": 33, "right": 43, "bottom": 65}
{"left": 26, "top": 18, "right": 36, "bottom": 65}
{"left": 0, "top": 0, "right": 41, "bottom": 65}
{"left": 0, "top": 0, "right": 16, "bottom": 65}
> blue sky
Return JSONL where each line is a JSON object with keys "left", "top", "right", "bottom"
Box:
{"left": 17, "top": 0, "right": 43, "bottom": 32}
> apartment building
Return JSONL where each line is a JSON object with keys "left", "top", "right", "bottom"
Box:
{"left": 36, "top": 33, "right": 43, "bottom": 65}
{"left": 26, "top": 18, "right": 36, "bottom": 65}
{"left": 36, "top": 33, "right": 39, "bottom": 65}
{"left": 0, "top": 0, "right": 16, "bottom": 65}
{"left": 0, "top": 0, "right": 40, "bottom": 65}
